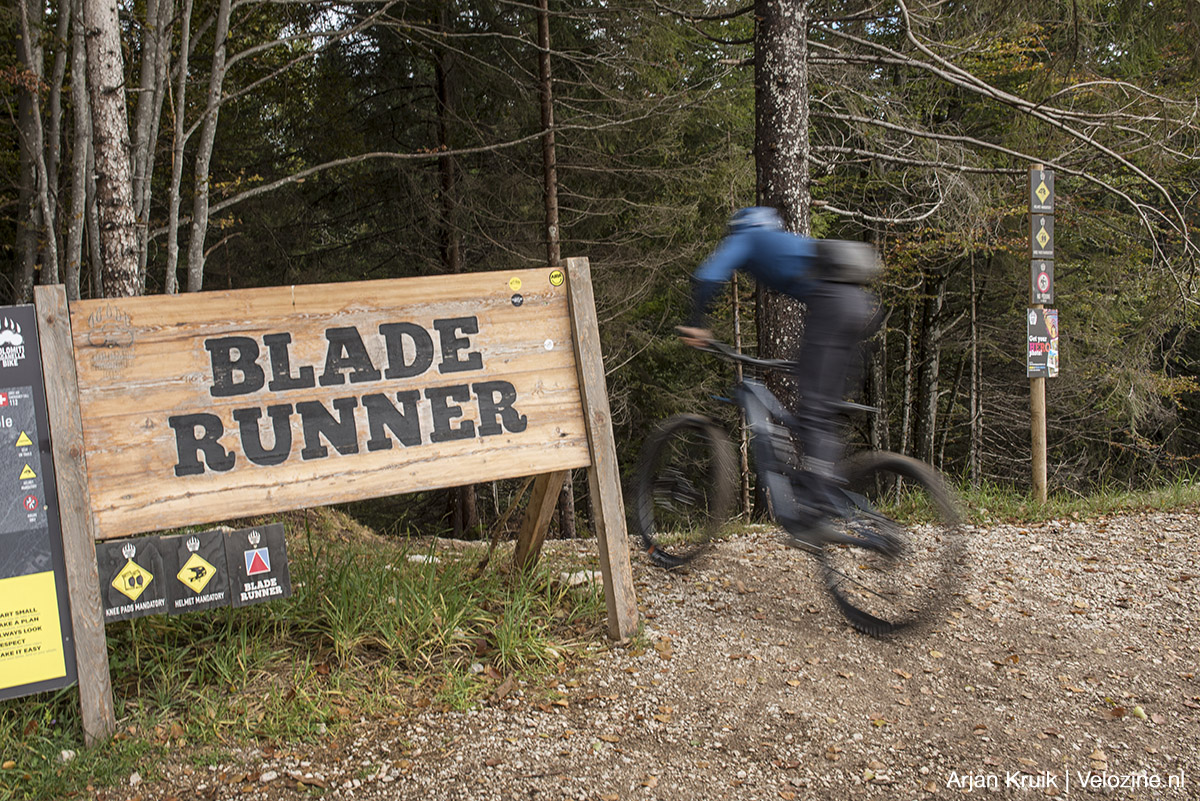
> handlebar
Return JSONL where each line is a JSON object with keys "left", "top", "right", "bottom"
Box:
{"left": 690, "top": 337, "right": 795, "bottom": 372}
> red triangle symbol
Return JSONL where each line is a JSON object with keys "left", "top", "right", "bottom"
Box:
{"left": 249, "top": 552, "right": 270, "bottom": 575}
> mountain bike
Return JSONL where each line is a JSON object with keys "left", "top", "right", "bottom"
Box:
{"left": 631, "top": 339, "right": 965, "bottom": 636}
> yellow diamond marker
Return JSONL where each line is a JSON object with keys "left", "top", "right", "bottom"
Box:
{"left": 1036, "top": 225, "right": 1050, "bottom": 249}
{"left": 19, "top": 464, "right": 36, "bottom": 480}
{"left": 1035, "top": 181, "right": 1050, "bottom": 204}
{"left": 113, "top": 559, "right": 153, "bottom": 601}
{"left": 15, "top": 432, "right": 32, "bottom": 448}
{"left": 177, "top": 552, "right": 216, "bottom": 594}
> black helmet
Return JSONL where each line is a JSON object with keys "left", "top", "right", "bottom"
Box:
{"left": 727, "top": 206, "right": 783, "bottom": 234}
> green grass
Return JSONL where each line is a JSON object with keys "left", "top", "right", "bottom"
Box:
{"left": 0, "top": 512, "right": 606, "bottom": 800}
{"left": 958, "top": 474, "right": 1200, "bottom": 524}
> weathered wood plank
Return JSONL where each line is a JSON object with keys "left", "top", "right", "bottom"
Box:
{"left": 33, "top": 286, "right": 115, "bottom": 746}
{"left": 69, "top": 269, "right": 591, "bottom": 538}
{"left": 513, "top": 470, "right": 569, "bottom": 570}
{"left": 564, "top": 258, "right": 638, "bottom": 640}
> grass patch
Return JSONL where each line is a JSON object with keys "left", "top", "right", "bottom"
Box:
{"left": 0, "top": 511, "right": 606, "bottom": 800}
{"left": 959, "top": 475, "right": 1200, "bottom": 524}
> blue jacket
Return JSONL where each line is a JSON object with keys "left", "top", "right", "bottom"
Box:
{"left": 690, "top": 227, "right": 819, "bottom": 326}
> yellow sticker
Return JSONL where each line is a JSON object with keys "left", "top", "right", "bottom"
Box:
{"left": 509, "top": 277, "right": 523, "bottom": 292}
{"left": 15, "top": 432, "right": 32, "bottom": 448}
{"left": 19, "top": 464, "right": 36, "bottom": 480}
{"left": 177, "top": 553, "right": 216, "bottom": 594}
{"left": 113, "top": 559, "right": 153, "bottom": 601}
{"left": 549, "top": 269, "right": 565, "bottom": 287}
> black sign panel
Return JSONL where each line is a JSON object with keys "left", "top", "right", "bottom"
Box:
{"left": 163, "top": 529, "right": 230, "bottom": 614}
{"left": 0, "top": 305, "right": 77, "bottom": 701}
{"left": 1030, "top": 168, "right": 1054, "bottom": 214}
{"left": 224, "top": 524, "right": 291, "bottom": 608}
{"left": 1031, "top": 260, "right": 1054, "bottom": 305}
{"left": 96, "top": 536, "right": 168, "bottom": 623}
{"left": 1031, "top": 214, "right": 1054, "bottom": 259}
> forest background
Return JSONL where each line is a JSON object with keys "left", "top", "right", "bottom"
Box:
{"left": 5, "top": 0, "right": 1200, "bottom": 538}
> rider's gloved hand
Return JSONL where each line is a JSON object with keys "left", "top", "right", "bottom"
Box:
{"left": 676, "top": 326, "right": 713, "bottom": 349}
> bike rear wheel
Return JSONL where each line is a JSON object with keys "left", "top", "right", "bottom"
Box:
{"left": 821, "top": 451, "right": 965, "bottom": 636}
{"left": 632, "top": 414, "right": 736, "bottom": 568}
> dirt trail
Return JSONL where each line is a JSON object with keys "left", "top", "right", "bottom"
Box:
{"left": 101, "top": 511, "right": 1200, "bottom": 800}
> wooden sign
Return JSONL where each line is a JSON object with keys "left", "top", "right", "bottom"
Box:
{"left": 70, "top": 269, "right": 592, "bottom": 539}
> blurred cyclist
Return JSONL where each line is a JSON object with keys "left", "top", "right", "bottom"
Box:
{"left": 677, "top": 206, "right": 877, "bottom": 542}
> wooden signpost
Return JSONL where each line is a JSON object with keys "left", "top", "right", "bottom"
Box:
{"left": 1027, "top": 166, "right": 1057, "bottom": 504}
{"left": 27, "top": 257, "right": 637, "bottom": 745}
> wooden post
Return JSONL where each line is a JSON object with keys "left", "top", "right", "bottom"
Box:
{"left": 1029, "top": 164, "right": 1048, "bottom": 505}
{"left": 514, "top": 470, "right": 569, "bottom": 570}
{"left": 564, "top": 258, "right": 639, "bottom": 640}
{"left": 33, "top": 286, "right": 115, "bottom": 746}
{"left": 1030, "top": 368, "right": 1047, "bottom": 505}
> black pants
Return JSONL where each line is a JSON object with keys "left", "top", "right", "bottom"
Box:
{"left": 792, "top": 280, "right": 874, "bottom": 478}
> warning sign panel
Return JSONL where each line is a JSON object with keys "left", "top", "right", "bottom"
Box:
{"left": 96, "top": 537, "right": 167, "bottom": 622}
{"left": 163, "top": 529, "right": 229, "bottom": 614}
{"left": 225, "top": 524, "right": 291, "bottom": 608}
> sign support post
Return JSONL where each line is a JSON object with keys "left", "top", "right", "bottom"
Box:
{"left": 33, "top": 286, "right": 115, "bottom": 745}
{"left": 563, "top": 258, "right": 638, "bottom": 640}
{"left": 1028, "top": 165, "right": 1052, "bottom": 505}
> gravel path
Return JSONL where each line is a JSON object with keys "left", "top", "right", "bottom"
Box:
{"left": 102, "top": 510, "right": 1200, "bottom": 800}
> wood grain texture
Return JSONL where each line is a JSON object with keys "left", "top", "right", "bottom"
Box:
{"left": 70, "top": 269, "right": 591, "bottom": 538}
{"left": 34, "top": 286, "right": 116, "bottom": 746}
{"left": 564, "top": 258, "right": 638, "bottom": 640}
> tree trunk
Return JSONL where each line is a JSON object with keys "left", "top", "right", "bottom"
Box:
{"left": 435, "top": 9, "right": 476, "bottom": 538}
{"left": 900, "top": 300, "right": 915, "bottom": 457}
{"left": 64, "top": 0, "right": 89, "bottom": 301}
{"left": 969, "top": 252, "right": 981, "bottom": 486}
{"left": 753, "top": 0, "right": 809, "bottom": 410}
{"left": 83, "top": 0, "right": 139, "bottom": 296}
{"left": 537, "top": 0, "right": 576, "bottom": 539}
{"left": 132, "top": 0, "right": 175, "bottom": 292}
{"left": 185, "top": 0, "right": 232, "bottom": 293}
{"left": 867, "top": 309, "right": 891, "bottom": 453}
{"left": 915, "top": 270, "right": 946, "bottom": 463}
{"left": 164, "top": 0, "right": 193, "bottom": 295}
{"left": 44, "top": 0, "right": 71, "bottom": 284}
{"left": 14, "top": 0, "right": 46, "bottom": 303}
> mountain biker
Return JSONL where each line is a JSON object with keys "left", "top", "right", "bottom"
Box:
{"left": 677, "top": 206, "right": 877, "bottom": 543}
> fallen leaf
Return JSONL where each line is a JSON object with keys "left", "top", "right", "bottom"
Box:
{"left": 1151, "top": 713, "right": 1166, "bottom": 725}
{"left": 786, "top": 679, "right": 801, "bottom": 687}
{"left": 1, "top": 761, "right": 14, "bottom": 770}
{"left": 929, "top": 650, "right": 944, "bottom": 659}
{"left": 892, "top": 669, "right": 912, "bottom": 680}
{"left": 641, "top": 775, "right": 659, "bottom": 788}
{"left": 598, "top": 734, "right": 620, "bottom": 743}
{"left": 779, "top": 792, "right": 796, "bottom": 800}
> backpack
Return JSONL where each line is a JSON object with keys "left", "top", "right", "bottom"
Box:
{"left": 814, "top": 239, "right": 882, "bottom": 285}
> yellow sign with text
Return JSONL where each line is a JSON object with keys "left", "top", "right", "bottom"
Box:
{"left": 0, "top": 571, "right": 69, "bottom": 691}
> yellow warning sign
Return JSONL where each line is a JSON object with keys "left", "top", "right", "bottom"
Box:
{"left": 19, "top": 464, "right": 36, "bottom": 480}
{"left": 177, "top": 553, "right": 216, "bottom": 594}
{"left": 15, "top": 432, "right": 32, "bottom": 448}
{"left": 1036, "top": 224, "right": 1050, "bottom": 249}
{"left": 112, "top": 559, "right": 153, "bottom": 601}
{"left": 1035, "top": 181, "right": 1050, "bottom": 205}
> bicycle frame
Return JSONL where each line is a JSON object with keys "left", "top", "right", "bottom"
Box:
{"left": 732, "top": 373, "right": 896, "bottom": 552}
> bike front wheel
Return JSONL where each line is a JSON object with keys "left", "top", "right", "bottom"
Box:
{"left": 632, "top": 414, "right": 736, "bottom": 568}
{"left": 821, "top": 451, "right": 965, "bottom": 636}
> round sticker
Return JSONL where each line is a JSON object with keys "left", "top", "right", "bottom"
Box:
{"left": 511, "top": 294, "right": 524, "bottom": 307}
{"left": 549, "top": 269, "right": 565, "bottom": 287}
{"left": 1037, "top": 272, "right": 1050, "bottom": 292}
{"left": 509, "top": 276, "right": 523, "bottom": 292}
{"left": 544, "top": 339, "right": 554, "bottom": 351}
